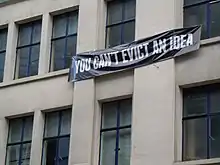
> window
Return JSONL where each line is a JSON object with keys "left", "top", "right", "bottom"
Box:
{"left": 100, "top": 99, "right": 132, "bottom": 165}
{"left": 0, "top": 28, "right": 7, "bottom": 82}
{"left": 15, "top": 20, "right": 42, "bottom": 79}
{"left": 184, "top": 0, "right": 220, "bottom": 39}
{"left": 42, "top": 110, "right": 72, "bottom": 165}
{"left": 50, "top": 11, "right": 78, "bottom": 71}
{"left": 106, "top": 0, "right": 136, "bottom": 48}
{"left": 5, "top": 116, "right": 33, "bottom": 165}
{"left": 183, "top": 84, "right": 220, "bottom": 161}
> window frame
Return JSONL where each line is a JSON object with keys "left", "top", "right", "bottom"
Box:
{"left": 105, "top": 0, "right": 136, "bottom": 48}
{"left": 183, "top": 84, "right": 220, "bottom": 161}
{"left": 99, "top": 98, "right": 132, "bottom": 165}
{"left": 50, "top": 11, "right": 78, "bottom": 72}
{"left": 5, "top": 116, "right": 33, "bottom": 165}
{"left": 183, "top": 0, "right": 220, "bottom": 39}
{"left": 42, "top": 110, "right": 71, "bottom": 165}
{"left": 15, "top": 20, "right": 42, "bottom": 79}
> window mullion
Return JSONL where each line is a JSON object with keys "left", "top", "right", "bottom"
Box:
{"left": 63, "top": 14, "right": 70, "bottom": 69}
{"left": 121, "top": 1, "right": 125, "bottom": 45}
{"left": 27, "top": 23, "right": 34, "bottom": 77}
{"left": 207, "top": 92, "right": 211, "bottom": 159}
{"left": 115, "top": 101, "right": 121, "bottom": 165}
{"left": 18, "top": 118, "right": 26, "bottom": 165}
{"left": 55, "top": 111, "right": 63, "bottom": 165}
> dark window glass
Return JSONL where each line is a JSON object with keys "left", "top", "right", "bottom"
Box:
{"left": 6, "top": 116, "right": 33, "bottom": 165}
{"left": 183, "top": 85, "right": 220, "bottom": 161}
{"left": 42, "top": 110, "right": 72, "bottom": 165}
{"left": 184, "top": 0, "right": 220, "bottom": 39}
{"left": 50, "top": 11, "right": 78, "bottom": 71}
{"left": 100, "top": 99, "right": 132, "bottom": 165}
{"left": 0, "top": 28, "right": 7, "bottom": 82}
{"left": 106, "top": 0, "right": 136, "bottom": 48}
{"left": 16, "top": 20, "right": 42, "bottom": 79}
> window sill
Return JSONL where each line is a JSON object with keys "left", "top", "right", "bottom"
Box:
{"left": 174, "top": 158, "right": 220, "bottom": 165}
{"left": 201, "top": 36, "right": 220, "bottom": 46}
{"left": 0, "top": 69, "right": 69, "bottom": 88}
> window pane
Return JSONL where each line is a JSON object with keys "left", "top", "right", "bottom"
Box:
{"left": 184, "top": 0, "right": 207, "bottom": 6}
{"left": 106, "top": 25, "right": 122, "bottom": 48}
{"left": 0, "top": 29, "right": 7, "bottom": 51}
{"left": 119, "top": 128, "right": 131, "bottom": 165}
{"left": 60, "top": 110, "right": 71, "bottom": 135}
{"left": 102, "top": 102, "right": 117, "bottom": 129}
{"left": 18, "top": 24, "right": 32, "bottom": 46}
{"left": 8, "top": 119, "right": 22, "bottom": 143}
{"left": 107, "top": 1, "right": 123, "bottom": 25}
{"left": 53, "top": 14, "right": 67, "bottom": 38}
{"left": 43, "top": 139, "right": 57, "bottom": 165}
{"left": 29, "top": 45, "right": 40, "bottom": 76}
{"left": 59, "top": 159, "right": 68, "bottom": 165}
{"left": 123, "top": 21, "right": 135, "bottom": 44}
{"left": 210, "top": 2, "right": 220, "bottom": 38}
{"left": 21, "top": 143, "right": 31, "bottom": 160}
{"left": 58, "top": 137, "right": 70, "bottom": 158}
{"left": 183, "top": 94, "right": 207, "bottom": 117}
{"left": 6, "top": 145, "right": 20, "bottom": 165}
{"left": 120, "top": 99, "right": 132, "bottom": 126}
{"left": 184, "top": 4, "right": 207, "bottom": 39}
{"left": 17, "top": 47, "right": 29, "bottom": 78}
{"left": 124, "top": 0, "right": 136, "bottom": 20}
{"left": 65, "top": 36, "right": 77, "bottom": 69}
{"left": 183, "top": 118, "right": 207, "bottom": 161}
{"left": 0, "top": 52, "right": 5, "bottom": 82}
{"left": 211, "top": 116, "right": 220, "bottom": 158}
{"left": 23, "top": 117, "right": 33, "bottom": 141}
{"left": 68, "top": 13, "right": 78, "bottom": 35}
{"left": 101, "top": 131, "right": 116, "bottom": 165}
{"left": 45, "top": 112, "right": 59, "bottom": 137}
{"left": 32, "top": 21, "right": 42, "bottom": 44}
{"left": 51, "top": 39, "right": 65, "bottom": 71}
{"left": 210, "top": 91, "right": 220, "bottom": 113}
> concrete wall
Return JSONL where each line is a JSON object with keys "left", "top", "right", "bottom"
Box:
{"left": 0, "top": 0, "right": 220, "bottom": 165}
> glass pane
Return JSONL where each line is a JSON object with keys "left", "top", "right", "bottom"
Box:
{"left": 60, "top": 110, "right": 71, "bottom": 135}
{"left": 59, "top": 159, "right": 68, "bottom": 165}
{"left": 211, "top": 116, "right": 220, "bottom": 158}
{"left": 107, "top": 1, "right": 123, "bottom": 25}
{"left": 23, "top": 117, "right": 33, "bottom": 141}
{"left": 51, "top": 39, "right": 65, "bottom": 71}
{"left": 32, "top": 21, "right": 42, "bottom": 44}
{"left": 0, "top": 29, "right": 7, "bottom": 51}
{"left": 120, "top": 99, "right": 132, "bottom": 126}
{"left": 29, "top": 45, "right": 40, "bottom": 76}
{"left": 43, "top": 139, "right": 57, "bottom": 165}
{"left": 21, "top": 159, "right": 30, "bottom": 165}
{"left": 183, "top": 94, "right": 207, "bottom": 117}
{"left": 123, "top": 21, "right": 135, "bottom": 44}
{"left": 45, "top": 112, "right": 59, "bottom": 137}
{"left": 17, "top": 47, "right": 29, "bottom": 79}
{"left": 210, "top": 91, "right": 220, "bottom": 113}
{"left": 58, "top": 137, "right": 70, "bottom": 158}
{"left": 183, "top": 118, "right": 207, "bottom": 161}
{"left": 68, "top": 12, "right": 78, "bottom": 35}
{"left": 53, "top": 14, "right": 67, "bottom": 38}
{"left": 102, "top": 102, "right": 117, "bottom": 129}
{"left": 124, "top": 0, "right": 136, "bottom": 20}
{"left": 106, "top": 25, "right": 122, "bottom": 48}
{"left": 8, "top": 119, "right": 22, "bottom": 143}
{"left": 21, "top": 143, "right": 31, "bottom": 160}
{"left": 6, "top": 145, "right": 20, "bottom": 164}
{"left": 101, "top": 131, "right": 116, "bottom": 165}
{"left": 18, "top": 24, "right": 32, "bottom": 46}
{"left": 210, "top": 2, "right": 220, "bottom": 38}
{"left": 184, "top": 4, "right": 207, "bottom": 39}
{"left": 65, "top": 36, "right": 77, "bottom": 69}
{"left": 119, "top": 128, "right": 131, "bottom": 165}
{"left": 0, "top": 52, "right": 5, "bottom": 82}
{"left": 184, "top": 0, "right": 207, "bottom": 6}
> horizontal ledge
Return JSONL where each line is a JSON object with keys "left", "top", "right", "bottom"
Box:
{"left": 0, "top": 69, "right": 69, "bottom": 88}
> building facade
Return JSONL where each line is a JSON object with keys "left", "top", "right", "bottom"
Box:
{"left": 0, "top": 0, "right": 220, "bottom": 165}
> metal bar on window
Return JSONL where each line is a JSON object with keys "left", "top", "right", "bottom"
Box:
{"left": 55, "top": 111, "right": 63, "bottom": 165}
{"left": 27, "top": 22, "right": 34, "bottom": 77}
{"left": 7, "top": 140, "right": 32, "bottom": 146}
{"left": 16, "top": 42, "right": 40, "bottom": 49}
{"left": 43, "top": 134, "right": 70, "bottom": 141}
{"left": 100, "top": 125, "right": 131, "bottom": 132}
{"left": 207, "top": 92, "right": 211, "bottom": 158}
{"left": 0, "top": 50, "right": 6, "bottom": 54}
{"left": 18, "top": 118, "right": 26, "bottom": 165}
{"left": 106, "top": 18, "right": 135, "bottom": 28}
{"left": 51, "top": 33, "right": 77, "bottom": 41}
{"left": 64, "top": 13, "right": 70, "bottom": 69}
